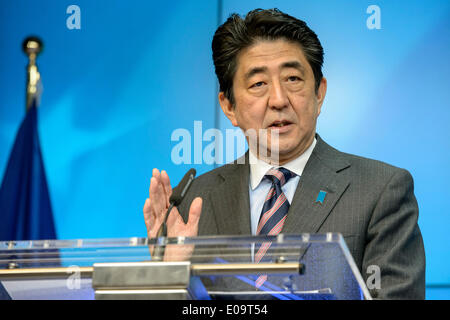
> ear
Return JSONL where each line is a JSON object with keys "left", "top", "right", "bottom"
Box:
{"left": 316, "top": 77, "right": 327, "bottom": 116}
{"left": 218, "top": 92, "right": 238, "bottom": 127}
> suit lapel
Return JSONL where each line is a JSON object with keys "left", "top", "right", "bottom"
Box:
{"left": 209, "top": 155, "right": 252, "bottom": 235}
{"left": 207, "top": 136, "right": 351, "bottom": 236}
{"left": 282, "top": 136, "right": 351, "bottom": 234}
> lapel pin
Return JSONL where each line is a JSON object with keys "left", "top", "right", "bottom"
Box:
{"left": 316, "top": 190, "right": 327, "bottom": 204}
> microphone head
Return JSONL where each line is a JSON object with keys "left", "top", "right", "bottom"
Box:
{"left": 169, "top": 169, "right": 196, "bottom": 206}
{"left": 187, "top": 168, "right": 196, "bottom": 176}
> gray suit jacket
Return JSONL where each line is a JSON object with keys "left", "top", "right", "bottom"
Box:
{"left": 177, "top": 134, "right": 425, "bottom": 299}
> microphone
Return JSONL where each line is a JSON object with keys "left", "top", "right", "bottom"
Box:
{"left": 152, "top": 168, "right": 196, "bottom": 261}
{"left": 168, "top": 168, "right": 196, "bottom": 206}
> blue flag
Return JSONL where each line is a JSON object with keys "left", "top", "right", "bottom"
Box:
{"left": 0, "top": 101, "right": 56, "bottom": 241}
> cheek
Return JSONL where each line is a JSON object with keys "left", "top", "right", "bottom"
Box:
{"left": 236, "top": 109, "right": 261, "bottom": 131}
{"left": 235, "top": 97, "right": 266, "bottom": 129}
{"left": 292, "top": 94, "right": 319, "bottom": 119}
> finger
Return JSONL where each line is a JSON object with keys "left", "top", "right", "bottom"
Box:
{"left": 154, "top": 168, "right": 171, "bottom": 210}
{"left": 152, "top": 167, "right": 161, "bottom": 180}
{"left": 149, "top": 176, "right": 165, "bottom": 216}
{"left": 143, "top": 198, "right": 151, "bottom": 221}
{"left": 148, "top": 168, "right": 159, "bottom": 198}
{"left": 152, "top": 168, "right": 162, "bottom": 197}
{"left": 143, "top": 198, "right": 155, "bottom": 237}
{"left": 160, "top": 170, "right": 173, "bottom": 207}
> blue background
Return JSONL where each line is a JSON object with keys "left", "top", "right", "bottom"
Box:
{"left": 0, "top": 1, "right": 449, "bottom": 298}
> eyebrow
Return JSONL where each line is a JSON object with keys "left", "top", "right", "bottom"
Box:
{"left": 244, "top": 61, "right": 305, "bottom": 80}
{"left": 280, "top": 61, "right": 305, "bottom": 73}
{"left": 244, "top": 66, "right": 268, "bottom": 80}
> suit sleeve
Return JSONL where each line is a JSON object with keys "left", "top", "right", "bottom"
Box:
{"left": 363, "top": 168, "right": 425, "bottom": 299}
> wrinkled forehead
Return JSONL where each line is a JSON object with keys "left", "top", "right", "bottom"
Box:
{"left": 234, "top": 39, "right": 311, "bottom": 79}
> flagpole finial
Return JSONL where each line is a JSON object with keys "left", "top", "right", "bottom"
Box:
{"left": 23, "top": 36, "right": 43, "bottom": 57}
{"left": 23, "top": 36, "right": 43, "bottom": 112}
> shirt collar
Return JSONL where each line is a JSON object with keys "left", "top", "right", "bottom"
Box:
{"left": 249, "top": 137, "right": 317, "bottom": 190}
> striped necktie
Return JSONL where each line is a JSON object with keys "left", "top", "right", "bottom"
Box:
{"left": 255, "top": 167, "right": 295, "bottom": 288}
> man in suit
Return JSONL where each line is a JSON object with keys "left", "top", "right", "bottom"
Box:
{"left": 143, "top": 9, "right": 425, "bottom": 299}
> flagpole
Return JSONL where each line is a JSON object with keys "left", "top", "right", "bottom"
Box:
{"left": 22, "top": 36, "right": 43, "bottom": 112}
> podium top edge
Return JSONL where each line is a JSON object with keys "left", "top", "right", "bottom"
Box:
{"left": 0, "top": 233, "right": 344, "bottom": 251}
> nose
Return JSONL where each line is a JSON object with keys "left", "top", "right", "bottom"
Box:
{"left": 268, "top": 80, "right": 289, "bottom": 110}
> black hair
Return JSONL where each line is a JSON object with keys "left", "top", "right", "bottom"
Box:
{"left": 212, "top": 8, "right": 324, "bottom": 105}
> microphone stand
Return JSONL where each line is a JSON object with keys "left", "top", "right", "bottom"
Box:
{"left": 151, "top": 202, "right": 175, "bottom": 261}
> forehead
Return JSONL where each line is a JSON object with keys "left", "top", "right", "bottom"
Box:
{"left": 235, "top": 39, "right": 310, "bottom": 76}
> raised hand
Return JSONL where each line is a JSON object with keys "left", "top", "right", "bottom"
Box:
{"left": 143, "top": 168, "right": 202, "bottom": 261}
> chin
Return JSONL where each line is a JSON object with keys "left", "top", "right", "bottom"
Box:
{"left": 271, "top": 140, "right": 296, "bottom": 153}
{"left": 264, "top": 146, "right": 294, "bottom": 163}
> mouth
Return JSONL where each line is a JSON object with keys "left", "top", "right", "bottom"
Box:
{"left": 267, "top": 120, "right": 293, "bottom": 129}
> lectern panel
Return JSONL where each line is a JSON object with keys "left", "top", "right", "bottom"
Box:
{"left": 0, "top": 234, "right": 370, "bottom": 300}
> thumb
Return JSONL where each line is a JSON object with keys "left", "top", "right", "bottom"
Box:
{"left": 187, "top": 197, "right": 203, "bottom": 227}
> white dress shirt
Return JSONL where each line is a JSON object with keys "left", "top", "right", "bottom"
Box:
{"left": 248, "top": 138, "right": 317, "bottom": 235}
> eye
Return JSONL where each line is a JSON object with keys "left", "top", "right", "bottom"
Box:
{"left": 287, "top": 76, "right": 301, "bottom": 82}
{"left": 250, "top": 81, "right": 265, "bottom": 88}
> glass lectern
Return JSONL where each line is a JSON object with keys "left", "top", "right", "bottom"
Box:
{"left": 0, "top": 233, "right": 371, "bottom": 300}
